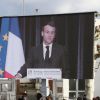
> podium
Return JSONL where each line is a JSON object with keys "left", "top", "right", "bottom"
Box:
{"left": 27, "top": 68, "right": 62, "bottom": 79}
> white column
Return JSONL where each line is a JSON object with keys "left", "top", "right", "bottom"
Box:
{"left": 53, "top": 80, "right": 56, "bottom": 100}
{"left": 46, "top": 79, "right": 49, "bottom": 96}
{"left": 85, "top": 79, "right": 94, "bottom": 100}
{"left": 63, "top": 79, "right": 69, "bottom": 100}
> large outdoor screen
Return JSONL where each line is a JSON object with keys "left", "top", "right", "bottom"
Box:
{"left": 0, "top": 12, "right": 95, "bottom": 79}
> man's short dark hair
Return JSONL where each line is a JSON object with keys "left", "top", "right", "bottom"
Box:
{"left": 42, "top": 20, "right": 56, "bottom": 31}
{"left": 46, "top": 21, "right": 56, "bottom": 27}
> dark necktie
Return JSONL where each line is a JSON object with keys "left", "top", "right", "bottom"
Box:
{"left": 45, "top": 46, "right": 49, "bottom": 61}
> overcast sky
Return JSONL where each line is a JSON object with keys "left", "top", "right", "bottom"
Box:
{"left": 0, "top": 0, "right": 100, "bottom": 16}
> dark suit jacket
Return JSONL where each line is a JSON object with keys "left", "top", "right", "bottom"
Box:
{"left": 18, "top": 43, "right": 69, "bottom": 78}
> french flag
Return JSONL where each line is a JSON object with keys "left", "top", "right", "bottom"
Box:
{"left": 4, "top": 17, "right": 25, "bottom": 78}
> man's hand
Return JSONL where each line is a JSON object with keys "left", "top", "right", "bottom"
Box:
{"left": 0, "top": 70, "right": 4, "bottom": 75}
{"left": 15, "top": 73, "right": 22, "bottom": 78}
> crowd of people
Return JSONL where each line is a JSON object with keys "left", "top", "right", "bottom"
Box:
{"left": 18, "top": 92, "right": 100, "bottom": 100}
{"left": 18, "top": 92, "right": 53, "bottom": 100}
{"left": 37, "top": 93, "right": 53, "bottom": 100}
{"left": 77, "top": 94, "right": 100, "bottom": 100}
{"left": 93, "top": 96, "right": 100, "bottom": 100}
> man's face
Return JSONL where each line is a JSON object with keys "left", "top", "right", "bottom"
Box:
{"left": 42, "top": 25, "right": 56, "bottom": 45}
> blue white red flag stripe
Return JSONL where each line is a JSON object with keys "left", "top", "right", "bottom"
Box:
{"left": 4, "top": 18, "right": 25, "bottom": 78}
{"left": 0, "top": 17, "right": 25, "bottom": 78}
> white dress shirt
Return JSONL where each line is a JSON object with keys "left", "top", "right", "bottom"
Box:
{"left": 43, "top": 43, "right": 53, "bottom": 60}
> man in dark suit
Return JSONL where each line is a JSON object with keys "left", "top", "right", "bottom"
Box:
{"left": 15, "top": 21, "right": 68, "bottom": 78}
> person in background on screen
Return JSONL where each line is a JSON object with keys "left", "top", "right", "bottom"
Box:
{"left": 15, "top": 20, "right": 69, "bottom": 78}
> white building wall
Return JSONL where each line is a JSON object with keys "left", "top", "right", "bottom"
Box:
{"left": 94, "top": 18, "right": 100, "bottom": 97}
{"left": 94, "top": 64, "right": 100, "bottom": 96}
{"left": 53, "top": 79, "right": 69, "bottom": 100}
{"left": 63, "top": 79, "right": 69, "bottom": 100}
